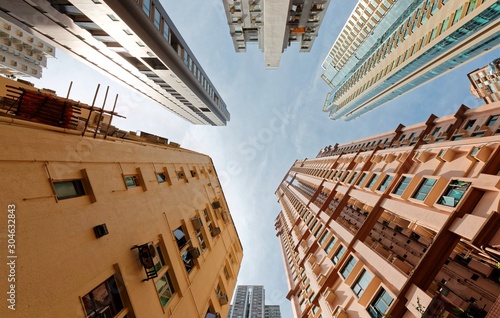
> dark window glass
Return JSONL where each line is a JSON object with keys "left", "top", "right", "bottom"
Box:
{"left": 53, "top": 180, "right": 85, "bottom": 200}
{"left": 82, "top": 276, "right": 124, "bottom": 318}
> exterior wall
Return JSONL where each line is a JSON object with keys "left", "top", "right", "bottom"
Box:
{"left": 0, "top": 0, "right": 229, "bottom": 125}
{"left": 322, "top": 0, "right": 500, "bottom": 121}
{"left": 275, "top": 101, "right": 500, "bottom": 318}
{"left": 0, "top": 82, "right": 242, "bottom": 317}
{"left": 221, "top": 0, "right": 331, "bottom": 68}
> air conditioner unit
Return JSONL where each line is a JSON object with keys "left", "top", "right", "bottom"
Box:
{"left": 210, "top": 227, "right": 221, "bottom": 237}
{"left": 217, "top": 293, "right": 228, "bottom": 305}
{"left": 191, "top": 217, "right": 203, "bottom": 230}
{"left": 212, "top": 201, "right": 221, "bottom": 209}
{"left": 93, "top": 224, "right": 109, "bottom": 238}
{"left": 188, "top": 247, "right": 201, "bottom": 259}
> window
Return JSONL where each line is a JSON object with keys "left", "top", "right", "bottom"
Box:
{"left": 356, "top": 173, "right": 367, "bottom": 186}
{"left": 124, "top": 175, "right": 139, "bottom": 188}
{"left": 153, "top": 8, "right": 161, "bottom": 29}
{"left": 348, "top": 172, "right": 358, "bottom": 184}
{"left": 163, "top": 21, "right": 170, "bottom": 42}
{"left": 368, "top": 289, "right": 393, "bottom": 318}
{"left": 53, "top": 180, "right": 85, "bottom": 200}
{"left": 196, "top": 229, "right": 206, "bottom": 252}
{"left": 437, "top": 180, "right": 471, "bottom": 207}
{"left": 142, "top": 0, "right": 151, "bottom": 16}
{"left": 325, "top": 237, "right": 336, "bottom": 253}
{"left": 378, "top": 175, "right": 393, "bottom": 191}
{"left": 464, "top": 119, "right": 476, "bottom": 130}
{"left": 366, "top": 174, "right": 379, "bottom": 188}
{"left": 486, "top": 115, "right": 499, "bottom": 126}
{"left": 332, "top": 245, "right": 345, "bottom": 265}
{"left": 352, "top": 270, "right": 372, "bottom": 297}
{"left": 107, "top": 14, "right": 118, "bottom": 21}
{"left": 152, "top": 244, "right": 166, "bottom": 272}
{"left": 412, "top": 178, "right": 436, "bottom": 200}
{"left": 156, "top": 173, "right": 166, "bottom": 183}
{"left": 319, "top": 231, "right": 329, "bottom": 245}
{"left": 173, "top": 226, "right": 188, "bottom": 249}
{"left": 82, "top": 276, "right": 124, "bottom": 318}
{"left": 181, "top": 250, "right": 195, "bottom": 273}
{"left": 393, "top": 176, "right": 411, "bottom": 195}
{"left": 155, "top": 272, "right": 175, "bottom": 307}
{"left": 340, "top": 256, "right": 357, "bottom": 279}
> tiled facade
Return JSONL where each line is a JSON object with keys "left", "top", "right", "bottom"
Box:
{"left": 222, "top": 0, "right": 331, "bottom": 68}
{"left": 275, "top": 101, "right": 500, "bottom": 317}
{"left": 0, "top": 76, "right": 243, "bottom": 317}
{"left": 0, "top": 0, "right": 229, "bottom": 125}
{"left": 321, "top": 0, "right": 500, "bottom": 121}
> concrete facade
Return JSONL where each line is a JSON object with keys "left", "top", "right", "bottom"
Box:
{"left": 0, "top": 14, "right": 55, "bottom": 78}
{"left": 0, "top": 76, "right": 243, "bottom": 317}
{"left": 321, "top": 0, "right": 500, "bottom": 121}
{"left": 275, "top": 101, "right": 500, "bottom": 317}
{"left": 222, "top": 0, "right": 331, "bottom": 68}
{"left": 228, "top": 285, "right": 281, "bottom": 318}
{"left": 0, "top": 0, "right": 229, "bottom": 125}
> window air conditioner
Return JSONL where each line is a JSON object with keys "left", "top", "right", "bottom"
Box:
{"left": 191, "top": 217, "right": 203, "bottom": 230}
{"left": 211, "top": 227, "right": 221, "bottom": 237}
{"left": 188, "top": 247, "right": 201, "bottom": 259}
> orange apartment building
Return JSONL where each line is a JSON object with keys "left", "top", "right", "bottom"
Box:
{"left": 275, "top": 101, "right": 500, "bottom": 317}
{"left": 0, "top": 76, "right": 243, "bottom": 318}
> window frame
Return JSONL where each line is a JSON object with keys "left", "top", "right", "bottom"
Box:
{"left": 155, "top": 271, "right": 175, "bottom": 307}
{"left": 412, "top": 178, "right": 436, "bottom": 201}
{"left": 332, "top": 245, "right": 346, "bottom": 265}
{"left": 53, "top": 179, "right": 86, "bottom": 200}
{"left": 81, "top": 275, "right": 125, "bottom": 318}
{"left": 351, "top": 269, "right": 373, "bottom": 298}
{"left": 340, "top": 255, "right": 357, "bottom": 279}
{"left": 393, "top": 176, "right": 411, "bottom": 196}
{"left": 367, "top": 288, "right": 394, "bottom": 318}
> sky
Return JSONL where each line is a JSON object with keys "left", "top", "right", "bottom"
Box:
{"left": 30, "top": 1, "right": 500, "bottom": 317}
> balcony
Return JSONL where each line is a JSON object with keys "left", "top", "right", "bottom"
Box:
{"left": 366, "top": 216, "right": 435, "bottom": 275}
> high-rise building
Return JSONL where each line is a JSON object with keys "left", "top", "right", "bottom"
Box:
{"left": 264, "top": 305, "right": 282, "bottom": 318}
{"left": 0, "top": 76, "right": 243, "bottom": 317}
{"left": 222, "top": 0, "right": 331, "bottom": 68}
{"left": 321, "top": 0, "right": 500, "bottom": 121}
{"left": 0, "top": 15, "right": 55, "bottom": 78}
{"left": 0, "top": 0, "right": 229, "bottom": 125}
{"left": 468, "top": 57, "right": 500, "bottom": 104}
{"left": 275, "top": 100, "right": 500, "bottom": 317}
{"left": 228, "top": 285, "right": 281, "bottom": 318}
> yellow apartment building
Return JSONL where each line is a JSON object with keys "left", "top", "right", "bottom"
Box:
{"left": 275, "top": 101, "right": 500, "bottom": 317}
{"left": 0, "top": 76, "right": 243, "bottom": 318}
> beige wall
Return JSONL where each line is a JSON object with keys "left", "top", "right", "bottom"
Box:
{"left": 0, "top": 121, "right": 242, "bottom": 317}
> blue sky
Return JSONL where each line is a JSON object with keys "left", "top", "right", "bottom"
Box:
{"left": 32, "top": 1, "right": 499, "bottom": 317}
